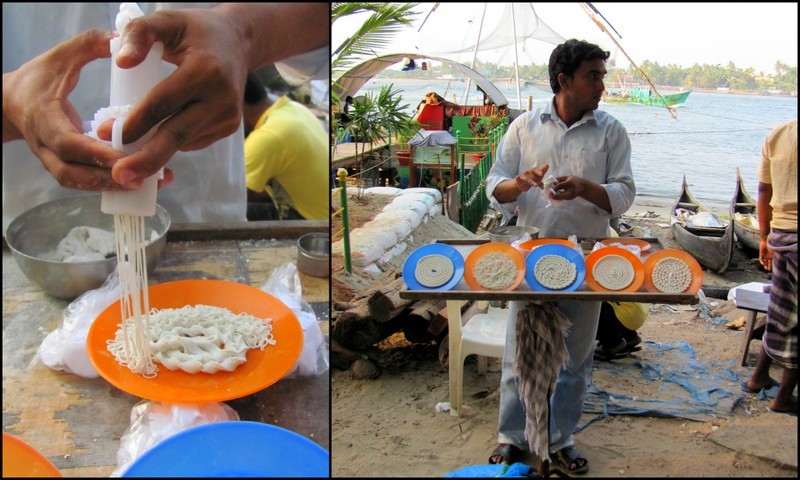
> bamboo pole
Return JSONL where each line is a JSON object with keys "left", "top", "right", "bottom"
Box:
{"left": 580, "top": 3, "right": 677, "bottom": 119}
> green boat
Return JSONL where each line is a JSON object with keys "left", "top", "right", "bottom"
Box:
{"left": 603, "top": 87, "right": 690, "bottom": 107}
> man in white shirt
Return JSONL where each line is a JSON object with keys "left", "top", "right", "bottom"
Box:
{"left": 486, "top": 39, "right": 635, "bottom": 474}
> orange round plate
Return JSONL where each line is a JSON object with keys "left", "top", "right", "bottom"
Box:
{"left": 518, "top": 238, "right": 575, "bottom": 253}
{"left": 584, "top": 246, "right": 645, "bottom": 293}
{"left": 599, "top": 237, "right": 652, "bottom": 253}
{"left": 88, "top": 279, "right": 303, "bottom": 403}
{"left": 3, "top": 433, "right": 62, "bottom": 477}
{"left": 464, "top": 242, "right": 525, "bottom": 291}
{"left": 643, "top": 249, "right": 703, "bottom": 294}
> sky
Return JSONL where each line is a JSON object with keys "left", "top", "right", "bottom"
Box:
{"left": 333, "top": 2, "right": 798, "bottom": 75}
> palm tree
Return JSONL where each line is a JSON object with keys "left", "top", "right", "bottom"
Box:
{"left": 331, "top": 3, "right": 420, "bottom": 191}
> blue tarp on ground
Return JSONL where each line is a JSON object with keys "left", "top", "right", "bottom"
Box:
{"left": 580, "top": 340, "right": 746, "bottom": 429}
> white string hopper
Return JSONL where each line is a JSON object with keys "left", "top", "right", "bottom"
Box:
{"left": 592, "top": 254, "right": 635, "bottom": 291}
{"left": 414, "top": 254, "right": 454, "bottom": 288}
{"left": 534, "top": 254, "right": 576, "bottom": 290}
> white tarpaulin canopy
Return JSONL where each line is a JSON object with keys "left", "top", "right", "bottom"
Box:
{"left": 333, "top": 53, "right": 509, "bottom": 107}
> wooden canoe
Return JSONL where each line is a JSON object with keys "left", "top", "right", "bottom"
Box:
{"left": 670, "top": 175, "right": 735, "bottom": 273}
{"left": 733, "top": 167, "right": 760, "bottom": 251}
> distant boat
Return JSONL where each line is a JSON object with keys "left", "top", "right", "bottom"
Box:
{"left": 671, "top": 175, "right": 734, "bottom": 273}
{"left": 604, "top": 87, "right": 690, "bottom": 107}
{"left": 732, "top": 167, "right": 760, "bottom": 252}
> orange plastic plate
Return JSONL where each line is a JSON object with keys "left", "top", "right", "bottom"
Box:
{"left": 464, "top": 242, "right": 525, "bottom": 291}
{"left": 3, "top": 433, "right": 62, "bottom": 478}
{"left": 599, "top": 237, "right": 652, "bottom": 253}
{"left": 518, "top": 238, "right": 575, "bottom": 253}
{"left": 584, "top": 246, "right": 645, "bottom": 293}
{"left": 643, "top": 249, "right": 703, "bottom": 294}
{"left": 88, "top": 280, "right": 303, "bottom": 403}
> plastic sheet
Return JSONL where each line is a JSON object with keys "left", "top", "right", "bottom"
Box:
{"left": 581, "top": 340, "right": 745, "bottom": 429}
{"left": 112, "top": 400, "right": 239, "bottom": 477}
{"left": 36, "top": 267, "right": 121, "bottom": 378}
{"left": 260, "top": 262, "right": 329, "bottom": 378}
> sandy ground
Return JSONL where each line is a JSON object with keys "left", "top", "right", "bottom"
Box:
{"left": 331, "top": 192, "right": 798, "bottom": 478}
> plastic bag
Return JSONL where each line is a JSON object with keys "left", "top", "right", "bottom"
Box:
{"left": 36, "top": 267, "right": 121, "bottom": 378}
{"left": 260, "top": 262, "right": 329, "bottom": 377}
{"left": 112, "top": 400, "right": 239, "bottom": 477}
{"left": 541, "top": 174, "right": 564, "bottom": 208}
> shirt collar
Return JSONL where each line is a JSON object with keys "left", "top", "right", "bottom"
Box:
{"left": 540, "top": 96, "right": 598, "bottom": 128}
{"left": 255, "top": 95, "right": 290, "bottom": 129}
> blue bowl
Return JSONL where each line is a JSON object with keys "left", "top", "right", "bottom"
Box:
{"left": 122, "top": 421, "right": 329, "bottom": 478}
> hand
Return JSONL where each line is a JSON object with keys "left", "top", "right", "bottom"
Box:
{"left": 514, "top": 164, "right": 549, "bottom": 193}
{"left": 2, "top": 29, "right": 138, "bottom": 191}
{"left": 759, "top": 238, "right": 772, "bottom": 271}
{"left": 550, "top": 175, "right": 585, "bottom": 200}
{"left": 110, "top": 7, "right": 250, "bottom": 185}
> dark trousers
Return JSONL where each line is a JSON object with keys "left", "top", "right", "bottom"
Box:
{"left": 596, "top": 302, "right": 638, "bottom": 349}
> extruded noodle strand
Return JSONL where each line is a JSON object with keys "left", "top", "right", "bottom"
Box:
{"left": 108, "top": 214, "right": 157, "bottom": 378}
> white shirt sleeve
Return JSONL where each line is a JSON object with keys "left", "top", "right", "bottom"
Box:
{"left": 274, "top": 46, "right": 329, "bottom": 86}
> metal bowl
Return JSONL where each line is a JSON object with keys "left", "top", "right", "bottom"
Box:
{"left": 488, "top": 225, "right": 540, "bottom": 244}
{"left": 5, "top": 194, "right": 170, "bottom": 300}
{"left": 297, "top": 232, "right": 329, "bottom": 278}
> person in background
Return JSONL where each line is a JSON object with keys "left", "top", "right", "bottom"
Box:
{"left": 743, "top": 119, "right": 797, "bottom": 416}
{"left": 2, "top": 3, "right": 328, "bottom": 229}
{"left": 243, "top": 73, "right": 328, "bottom": 221}
{"left": 595, "top": 301, "right": 648, "bottom": 358}
{"left": 485, "top": 39, "right": 635, "bottom": 474}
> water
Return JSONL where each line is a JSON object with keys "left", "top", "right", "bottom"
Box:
{"left": 357, "top": 78, "right": 797, "bottom": 209}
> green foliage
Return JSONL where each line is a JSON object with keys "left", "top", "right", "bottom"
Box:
{"left": 378, "top": 59, "right": 797, "bottom": 94}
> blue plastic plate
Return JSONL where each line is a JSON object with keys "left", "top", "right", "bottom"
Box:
{"left": 402, "top": 243, "right": 465, "bottom": 291}
{"left": 525, "top": 244, "right": 586, "bottom": 292}
{"left": 122, "top": 421, "right": 329, "bottom": 478}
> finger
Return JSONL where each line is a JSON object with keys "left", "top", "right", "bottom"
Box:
{"left": 157, "top": 168, "right": 175, "bottom": 188}
{"left": 116, "top": 11, "right": 184, "bottom": 69}
{"left": 36, "top": 146, "right": 133, "bottom": 191}
{"left": 96, "top": 118, "right": 115, "bottom": 141}
{"left": 121, "top": 69, "right": 197, "bottom": 144}
{"left": 50, "top": 29, "right": 115, "bottom": 68}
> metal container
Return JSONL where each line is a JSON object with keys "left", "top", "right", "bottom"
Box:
{"left": 297, "top": 232, "right": 329, "bottom": 278}
{"left": 488, "top": 225, "right": 540, "bottom": 244}
{"left": 5, "top": 194, "right": 170, "bottom": 300}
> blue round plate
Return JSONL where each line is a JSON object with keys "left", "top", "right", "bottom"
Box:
{"left": 402, "top": 243, "right": 464, "bottom": 291}
{"left": 122, "top": 421, "right": 329, "bottom": 478}
{"left": 525, "top": 244, "right": 586, "bottom": 292}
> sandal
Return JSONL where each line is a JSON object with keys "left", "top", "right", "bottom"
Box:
{"left": 551, "top": 445, "right": 589, "bottom": 475}
{"left": 488, "top": 443, "right": 524, "bottom": 465}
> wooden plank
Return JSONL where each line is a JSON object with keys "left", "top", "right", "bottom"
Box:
{"left": 331, "top": 139, "right": 389, "bottom": 169}
{"left": 167, "top": 219, "right": 328, "bottom": 242}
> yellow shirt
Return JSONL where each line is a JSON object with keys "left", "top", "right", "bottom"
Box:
{"left": 245, "top": 96, "right": 329, "bottom": 220}
{"left": 757, "top": 119, "right": 797, "bottom": 231}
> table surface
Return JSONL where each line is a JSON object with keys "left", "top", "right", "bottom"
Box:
{"left": 2, "top": 221, "right": 330, "bottom": 477}
{"left": 399, "top": 238, "right": 700, "bottom": 305}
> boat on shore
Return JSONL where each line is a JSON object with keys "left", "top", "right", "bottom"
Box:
{"left": 671, "top": 175, "right": 734, "bottom": 273}
{"left": 733, "top": 167, "right": 760, "bottom": 252}
{"left": 604, "top": 87, "right": 690, "bottom": 107}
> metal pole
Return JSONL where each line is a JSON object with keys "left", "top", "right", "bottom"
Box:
{"left": 462, "top": 3, "right": 488, "bottom": 105}
{"left": 511, "top": 3, "right": 522, "bottom": 110}
{"left": 337, "top": 168, "right": 352, "bottom": 274}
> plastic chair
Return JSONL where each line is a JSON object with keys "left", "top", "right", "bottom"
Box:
{"left": 446, "top": 302, "right": 508, "bottom": 416}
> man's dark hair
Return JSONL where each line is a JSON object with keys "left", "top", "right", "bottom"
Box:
{"left": 244, "top": 72, "right": 268, "bottom": 105}
{"left": 548, "top": 39, "right": 610, "bottom": 94}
